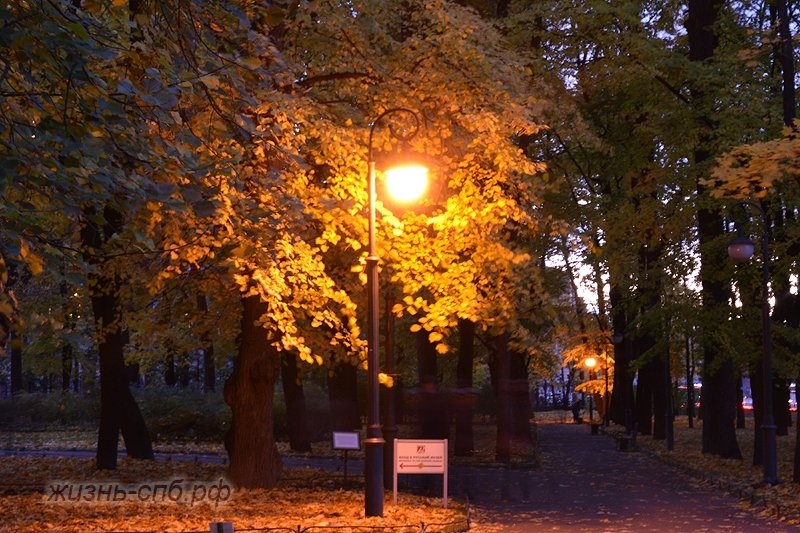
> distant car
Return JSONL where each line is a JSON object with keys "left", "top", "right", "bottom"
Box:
{"left": 741, "top": 396, "right": 797, "bottom": 411}
{"left": 742, "top": 397, "right": 753, "bottom": 411}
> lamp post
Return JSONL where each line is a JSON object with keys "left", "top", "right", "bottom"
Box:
{"left": 727, "top": 201, "right": 779, "bottom": 486}
{"left": 602, "top": 351, "right": 610, "bottom": 427}
{"left": 364, "top": 108, "right": 428, "bottom": 517}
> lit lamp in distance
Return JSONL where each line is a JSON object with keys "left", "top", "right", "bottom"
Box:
{"left": 584, "top": 356, "right": 597, "bottom": 423}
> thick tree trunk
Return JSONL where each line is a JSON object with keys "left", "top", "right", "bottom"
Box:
{"left": 224, "top": 294, "right": 282, "bottom": 488}
{"left": 328, "top": 362, "right": 360, "bottom": 431}
{"left": 609, "top": 282, "right": 630, "bottom": 427}
{"left": 491, "top": 334, "right": 512, "bottom": 462}
{"left": 636, "top": 360, "right": 654, "bottom": 436}
{"left": 89, "top": 279, "right": 154, "bottom": 466}
{"left": 281, "top": 352, "right": 311, "bottom": 452}
{"left": 685, "top": 336, "right": 695, "bottom": 427}
{"left": 687, "top": 0, "right": 742, "bottom": 460}
{"left": 648, "top": 353, "right": 669, "bottom": 442}
{"left": 454, "top": 319, "right": 475, "bottom": 456}
{"left": 772, "top": 0, "right": 796, "bottom": 128}
{"left": 652, "top": 357, "right": 668, "bottom": 440}
{"left": 82, "top": 206, "right": 153, "bottom": 469}
{"left": 509, "top": 346, "right": 533, "bottom": 444}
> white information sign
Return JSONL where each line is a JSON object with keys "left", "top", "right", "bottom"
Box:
{"left": 393, "top": 439, "right": 448, "bottom": 507}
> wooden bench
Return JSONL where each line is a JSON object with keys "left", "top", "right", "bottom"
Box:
{"left": 616, "top": 433, "right": 636, "bottom": 451}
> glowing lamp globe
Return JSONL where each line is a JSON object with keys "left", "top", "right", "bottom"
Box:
{"left": 727, "top": 236, "right": 755, "bottom": 263}
{"left": 585, "top": 357, "right": 597, "bottom": 369}
{"left": 384, "top": 164, "right": 429, "bottom": 203}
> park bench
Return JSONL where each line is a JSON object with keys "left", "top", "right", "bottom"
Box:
{"left": 615, "top": 432, "right": 636, "bottom": 451}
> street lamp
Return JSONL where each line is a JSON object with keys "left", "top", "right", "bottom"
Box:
{"left": 364, "top": 108, "right": 428, "bottom": 517}
{"left": 727, "top": 201, "right": 779, "bottom": 486}
{"left": 585, "top": 356, "right": 597, "bottom": 423}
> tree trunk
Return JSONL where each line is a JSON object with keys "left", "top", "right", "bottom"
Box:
{"left": 60, "top": 278, "right": 74, "bottom": 392}
{"left": 224, "top": 294, "right": 282, "bottom": 488}
{"left": 328, "top": 362, "right": 360, "bottom": 431}
{"left": 9, "top": 332, "right": 22, "bottom": 395}
{"left": 454, "top": 319, "right": 475, "bottom": 456}
{"left": 417, "top": 330, "right": 447, "bottom": 439}
{"left": 636, "top": 360, "right": 654, "bottom": 436}
{"left": 82, "top": 206, "right": 153, "bottom": 469}
{"left": 609, "top": 283, "right": 630, "bottom": 427}
{"left": 510, "top": 346, "right": 533, "bottom": 444}
{"left": 795, "top": 375, "right": 800, "bottom": 482}
{"left": 685, "top": 336, "right": 695, "bottom": 427}
{"left": 281, "top": 352, "right": 311, "bottom": 452}
{"left": 491, "top": 334, "right": 512, "bottom": 462}
{"left": 196, "top": 293, "right": 216, "bottom": 392}
{"left": 687, "top": 0, "right": 742, "bottom": 460}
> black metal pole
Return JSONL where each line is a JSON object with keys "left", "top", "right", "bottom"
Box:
{"left": 364, "top": 157, "right": 384, "bottom": 517}
{"left": 604, "top": 362, "right": 610, "bottom": 427}
{"left": 382, "top": 293, "right": 397, "bottom": 489}
{"left": 729, "top": 201, "right": 778, "bottom": 485}
{"left": 362, "top": 108, "right": 422, "bottom": 516}
{"left": 759, "top": 213, "right": 778, "bottom": 485}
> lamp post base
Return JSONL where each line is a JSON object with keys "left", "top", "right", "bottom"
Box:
{"left": 762, "top": 423, "right": 780, "bottom": 486}
{"left": 364, "top": 435, "right": 385, "bottom": 517}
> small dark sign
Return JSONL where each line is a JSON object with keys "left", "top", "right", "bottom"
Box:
{"left": 332, "top": 431, "right": 361, "bottom": 450}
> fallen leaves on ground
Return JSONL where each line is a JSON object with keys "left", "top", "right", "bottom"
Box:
{"left": 632, "top": 416, "right": 800, "bottom": 526}
{"left": 0, "top": 456, "right": 466, "bottom": 533}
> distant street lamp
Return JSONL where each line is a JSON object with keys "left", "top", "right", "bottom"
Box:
{"left": 364, "top": 108, "right": 428, "bottom": 517}
{"left": 727, "top": 201, "right": 779, "bottom": 486}
{"left": 584, "top": 356, "right": 597, "bottom": 423}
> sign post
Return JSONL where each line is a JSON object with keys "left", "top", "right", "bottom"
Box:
{"left": 393, "top": 439, "right": 448, "bottom": 508}
{"left": 332, "top": 431, "right": 361, "bottom": 481}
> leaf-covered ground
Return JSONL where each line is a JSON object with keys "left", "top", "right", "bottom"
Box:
{"left": 6, "top": 415, "right": 799, "bottom": 529}
{"left": 0, "top": 456, "right": 466, "bottom": 533}
{"left": 614, "top": 415, "right": 800, "bottom": 525}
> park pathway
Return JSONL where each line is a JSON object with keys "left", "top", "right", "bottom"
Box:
{"left": 457, "top": 422, "right": 796, "bottom": 532}
{"left": 2, "top": 424, "right": 798, "bottom": 531}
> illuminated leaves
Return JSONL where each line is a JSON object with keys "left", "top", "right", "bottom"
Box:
{"left": 0, "top": 457, "right": 464, "bottom": 533}
{"left": 707, "top": 122, "right": 800, "bottom": 199}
